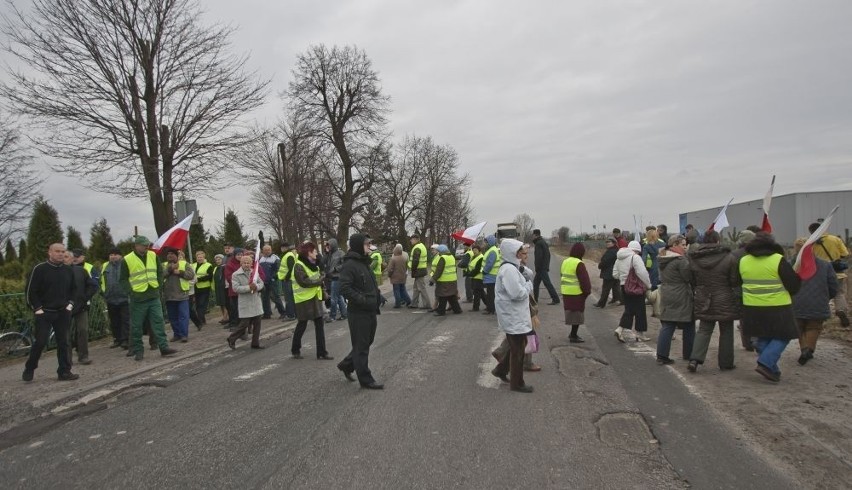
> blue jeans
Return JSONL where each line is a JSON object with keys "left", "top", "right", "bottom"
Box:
{"left": 657, "top": 321, "right": 695, "bottom": 360}
{"left": 166, "top": 300, "right": 190, "bottom": 339}
{"left": 330, "top": 279, "right": 348, "bottom": 320}
{"left": 753, "top": 337, "right": 790, "bottom": 374}
{"left": 392, "top": 283, "right": 411, "bottom": 307}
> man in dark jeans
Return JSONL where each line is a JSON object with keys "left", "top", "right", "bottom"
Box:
{"left": 101, "top": 247, "right": 131, "bottom": 348}
{"left": 337, "top": 233, "right": 383, "bottom": 390}
{"left": 531, "top": 229, "right": 560, "bottom": 305}
{"left": 23, "top": 243, "right": 79, "bottom": 382}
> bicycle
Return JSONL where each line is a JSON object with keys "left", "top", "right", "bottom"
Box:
{"left": 0, "top": 318, "right": 57, "bottom": 359}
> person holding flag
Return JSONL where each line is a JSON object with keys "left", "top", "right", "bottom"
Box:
{"left": 805, "top": 221, "right": 849, "bottom": 327}
{"left": 227, "top": 254, "right": 265, "bottom": 350}
{"left": 120, "top": 236, "right": 178, "bottom": 361}
{"left": 161, "top": 247, "right": 195, "bottom": 343}
{"left": 791, "top": 238, "right": 838, "bottom": 365}
{"left": 738, "top": 232, "right": 801, "bottom": 382}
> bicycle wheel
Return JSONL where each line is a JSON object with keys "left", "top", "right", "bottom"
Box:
{"left": 0, "top": 332, "right": 32, "bottom": 358}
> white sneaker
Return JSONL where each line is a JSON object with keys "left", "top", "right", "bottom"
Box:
{"left": 636, "top": 334, "right": 651, "bottom": 342}
{"left": 614, "top": 327, "right": 625, "bottom": 343}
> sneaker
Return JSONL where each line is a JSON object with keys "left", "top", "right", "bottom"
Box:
{"left": 687, "top": 360, "right": 698, "bottom": 373}
{"left": 635, "top": 334, "right": 651, "bottom": 342}
{"left": 614, "top": 328, "right": 625, "bottom": 343}
{"left": 755, "top": 363, "right": 780, "bottom": 382}
{"left": 57, "top": 372, "right": 80, "bottom": 381}
{"left": 657, "top": 357, "right": 674, "bottom": 365}
{"left": 22, "top": 370, "right": 33, "bottom": 382}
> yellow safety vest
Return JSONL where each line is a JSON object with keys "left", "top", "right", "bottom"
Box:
{"left": 739, "top": 254, "right": 791, "bottom": 307}
{"left": 431, "top": 254, "right": 440, "bottom": 271}
{"left": 278, "top": 251, "right": 296, "bottom": 280}
{"left": 124, "top": 251, "right": 160, "bottom": 292}
{"left": 83, "top": 262, "right": 94, "bottom": 278}
{"left": 371, "top": 251, "right": 383, "bottom": 276}
{"left": 99, "top": 262, "right": 108, "bottom": 292}
{"left": 193, "top": 262, "right": 212, "bottom": 289}
{"left": 560, "top": 257, "right": 582, "bottom": 295}
{"left": 437, "top": 255, "right": 457, "bottom": 282}
{"left": 469, "top": 254, "right": 484, "bottom": 280}
{"left": 463, "top": 249, "right": 474, "bottom": 273}
{"left": 292, "top": 259, "right": 322, "bottom": 304}
{"left": 408, "top": 242, "right": 428, "bottom": 271}
{"left": 163, "top": 260, "right": 190, "bottom": 291}
{"left": 483, "top": 246, "right": 501, "bottom": 276}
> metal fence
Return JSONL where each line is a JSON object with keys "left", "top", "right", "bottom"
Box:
{"left": 0, "top": 292, "right": 111, "bottom": 341}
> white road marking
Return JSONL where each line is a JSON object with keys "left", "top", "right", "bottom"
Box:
{"left": 117, "top": 431, "right": 127, "bottom": 435}
{"left": 233, "top": 363, "right": 280, "bottom": 381}
{"left": 89, "top": 434, "right": 102, "bottom": 440}
{"left": 29, "top": 441, "right": 44, "bottom": 449}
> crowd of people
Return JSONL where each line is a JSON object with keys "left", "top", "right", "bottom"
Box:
{"left": 595, "top": 223, "right": 848, "bottom": 383}
{"left": 21, "top": 220, "right": 848, "bottom": 389}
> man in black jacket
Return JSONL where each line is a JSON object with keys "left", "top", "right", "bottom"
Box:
{"left": 531, "top": 230, "right": 560, "bottom": 305}
{"left": 66, "top": 250, "right": 98, "bottom": 365}
{"left": 337, "top": 233, "right": 383, "bottom": 389}
{"left": 23, "top": 243, "right": 78, "bottom": 382}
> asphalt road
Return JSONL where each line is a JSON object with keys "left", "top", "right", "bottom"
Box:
{"left": 0, "top": 259, "right": 800, "bottom": 489}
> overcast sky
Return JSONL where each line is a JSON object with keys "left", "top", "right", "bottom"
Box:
{"left": 6, "top": 0, "right": 852, "bottom": 246}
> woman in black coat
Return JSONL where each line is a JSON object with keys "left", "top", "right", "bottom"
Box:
{"left": 594, "top": 238, "right": 621, "bottom": 308}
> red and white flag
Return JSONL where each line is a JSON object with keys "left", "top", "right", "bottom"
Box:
{"left": 451, "top": 221, "right": 487, "bottom": 245}
{"left": 761, "top": 175, "right": 775, "bottom": 233}
{"left": 249, "top": 239, "right": 261, "bottom": 285}
{"left": 794, "top": 205, "right": 840, "bottom": 280}
{"left": 151, "top": 213, "right": 194, "bottom": 253}
{"left": 707, "top": 198, "right": 733, "bottom": 233}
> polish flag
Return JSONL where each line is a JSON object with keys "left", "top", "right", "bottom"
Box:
{"left": 794, "top": 205, "right": 839, "bottom": 280}
{"left": 451, "top": 221, "right": 487, "bottom": 245}
{"left": 761, "top": 175, "right": 775, "bottom": 233}
{"left": 249, "top": 238, "right": 261, "bottom": 285}
{"left": 707, "top": 198, "right": 733, "bottom": 233}
{"left": 151, "top": 213, "right": 194, "bottom": 253}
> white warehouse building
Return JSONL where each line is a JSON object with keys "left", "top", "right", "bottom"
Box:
{"left": 679, "top": 190, "right": 852, "bottom": 246}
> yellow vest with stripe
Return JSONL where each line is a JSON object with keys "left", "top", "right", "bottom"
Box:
{"left": 469, "top": 254, "right": 484, "bottom": 280}
{"left": 408, "top": 242, "right": 428, "bottom": 271}
{"left": 437, "top": 255, "right": 457, "bottom": 282}
{"left": 83, "top": 262, "right": 94, "bottom": 278}
{"left": 739, "top": 254, "right": 791, "bottom": 307}
{"left": 292, "top": 259, "right": 322, "bottom": 304}
{"left": 431, "top": 254, "right": 440, "bottom": 272}
{"left": 560, "top": 257, "right": 582, "bottom": 295}
{"left": 163, "top": 260, "right": 190, "bottom": 291}
{"left": 483, "top": 246, "right": 501, "bottom": 275}
{"left": 278, "top": 251, "right": 296, "bottom": 281}
{"left": 124, "top": 250, "right": 160, "bottom": 292}
{"left": 193, "top": 262, "right": 212, "bottom": 289}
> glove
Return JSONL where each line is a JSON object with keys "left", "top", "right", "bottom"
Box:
{"left": 429, "top": 281, "right": 435, "bottom": 287}
{"left": 66, "top": 303, "right": 73, "bottom": 311}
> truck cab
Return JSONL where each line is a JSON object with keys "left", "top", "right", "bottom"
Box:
{"left": 496, "top": 223, "right": 518, "bottom": 240}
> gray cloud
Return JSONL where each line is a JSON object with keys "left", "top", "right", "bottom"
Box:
{"left": 7, "top": 0, "right": 852, "bottom": 244}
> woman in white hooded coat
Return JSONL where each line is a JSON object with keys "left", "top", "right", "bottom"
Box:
{"left": 491, "top": 239, "right": 536, "bottom": 393}
{"left": 612, "top": 240, "right": 652, "bottom": 342}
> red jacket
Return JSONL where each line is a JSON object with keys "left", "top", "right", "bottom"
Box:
{"left": 224, "top": 256, "right": 242, "bottom": 297}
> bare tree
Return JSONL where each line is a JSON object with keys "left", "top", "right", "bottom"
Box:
{"left": 514, "top": 213, "right": 536, "bottom": 242}
{"left": 1, "top": 0, "right": 269, "bottom": 234}
{"left": 287, "top": 44, "right": 390, "bottom": 245}
{"left": 0, "top": 116, "right": 40, "bottom": 244}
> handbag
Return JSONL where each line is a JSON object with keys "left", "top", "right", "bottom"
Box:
{"left": 624, "top": 264, "right": 647, "bottom": 296}
{"left": 818, "top": 241, "right": 849, "bottom": 272}
{"left": 525, "top": 331, "right": 540, "bottom": 354}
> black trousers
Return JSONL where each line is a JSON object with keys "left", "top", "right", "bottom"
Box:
{"left": 107, "top": 302, "right": 130, "bottom": 343}
{"left": 228, "top": 315, "right": 261, "bottom": 347}
{"left": 484, "top": 283, "right": 496, "bottom": 313}
{"left": 619, "top": 289, "right": 648, "bottom": 332}
{"left": 194, "top": 288, "right": 211, "bottom": 324}
{"left": 292, "top": 317, "right": 328, "bottom": 357}
{"left": 533, "top": 270, "right": 559, "bottom": 303}
{"left": 338, "top": 311, "right": 378, "bottom": 385}
{"left": 436, "top": 295, "right": 462, "bottom": 314}
{"left": 261, "top": 280, "right": 285, "bottom": 317}
{"left": 464, "top": 276, "right": 473, "bottom": 301}
{"left": 25, "top": 310, "right": 72, "bottom": 375}
{"left": 596, "top": 279, "right": 621, "bottom": 306}
{"left": 227, "top": 296, "right": 240, "bottom": 329}
{"left": 471, "top": 279, "right": 484, "bottom": 311}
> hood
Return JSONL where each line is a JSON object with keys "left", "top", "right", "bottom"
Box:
{"left": 485, "top": 235, "right": 497, "bottom": 247}
{"left": 744, "top": 234, "right": 785, "bottom": 257}
{"left": 437, "top": 244, "right": 449, "bottom": 254}
{"left": 659, "top": 253, "right": 684, "bottom": 272}
{"left": 616, "top": 247, "right": 636, "bottom": 260}
{"left": 689, "top": 243, "right": 732, "bottom": 269}
{"left": 499, "top": 239, "right": 524, "bottom": 266}
{"left": 628, "top": 240, "right": 642, "bottom": 253}
{"left": 348, "top": 233, "right": 369, "bottom": 257}
{"left": 569, "top": 242, "right": 585, "bottom": 259}
{"left": 342, "top": 249, "right": 371, "bottom": 264}
{"left": 327, "top": 238, "right": 338, "bottom": 253}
